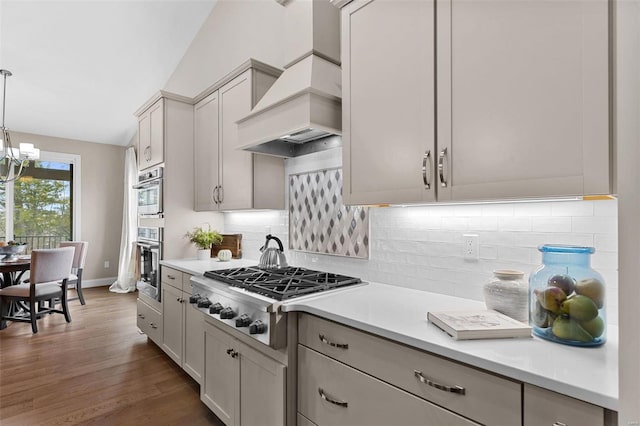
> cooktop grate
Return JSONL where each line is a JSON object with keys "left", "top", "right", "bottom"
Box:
{"left": 203, "top": 266, "right": 362, "bottom": 301}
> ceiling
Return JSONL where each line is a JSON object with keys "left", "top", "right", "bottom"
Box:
{"left": 0, "top": 0, "right": 217, "bottom": 146}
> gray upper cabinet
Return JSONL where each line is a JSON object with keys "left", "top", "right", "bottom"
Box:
{"left": 194, "top": 60, "right": 285, "bottom": 211}
{"left": 342, "top": 0, "right": 436, "bottom": 205}
{"left": 437, "top": 0, "right": 610, "bottom": 201}
{"left": 340, "top": 0, "right": 610, "bottom": 205}
{"left": 137, "top": 98, "right": 165, "bottom": 170}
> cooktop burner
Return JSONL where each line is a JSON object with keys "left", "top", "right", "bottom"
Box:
{"left": 203, "top": 266, "right": 362, "bottom": 301}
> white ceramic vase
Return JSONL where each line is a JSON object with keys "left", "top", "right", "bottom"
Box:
{"left": 197, "top": 249, "right": 210, "bottom": 260}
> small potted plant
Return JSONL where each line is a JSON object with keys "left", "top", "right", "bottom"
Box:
{"left": 185, "top": 225, "right": 223, "bottom": 260}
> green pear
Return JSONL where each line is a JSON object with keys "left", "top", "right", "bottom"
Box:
{"left": 575, "top": 278, "right": 605, "bottom": 309}
{"left": 552, "top": 317, "right": 594, "bottom": 343}
{"left": 535, "top": 287, "right": 567, "bottom": 314}
{"left": 580, "top": 316, "right": 605, "bottom": 338}
{"left": 560, "top": 294, "right": 598, "bottom": 321}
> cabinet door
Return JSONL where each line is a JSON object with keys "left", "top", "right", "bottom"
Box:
{"left": 342, "top": 0, "right": 436, "bottom": 205}
{"left": 137, "top": 110, "right": 150, "bottom": 170}
{"left": 184, "top": 291, "right": 204, "bottom": 384}
{"left": 524, "top": 384, "right": 604, "bottom": 426}
{"left": 238, "top": 341, "right": 286, "bottom": 426}
{"left": 148, "top": 98, "right": 165, "bottom": 168}
{"left": 219, "top": 70, "right": 255, "bottom": 210}
{"left": 437, "top": 0, "right": 609, "bottom": 201}
{"left": 202, "top": 322, "right": 239, "bottom": 426}
{"left": 161, "top": 283, "right": 184, "bottom": 365}
{"left": 194, "top": 92, "right": 221, "bottom": 211}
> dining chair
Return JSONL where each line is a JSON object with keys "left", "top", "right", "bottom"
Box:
{"left": 0, "top": 247, "right": 75, "bottom": 333}
{"left": 59, "top": 241, "right": 89, "bottom": 305}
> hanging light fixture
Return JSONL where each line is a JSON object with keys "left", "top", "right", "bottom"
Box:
{"left": 0, "top": 69, "right": 39, "bottom": 184}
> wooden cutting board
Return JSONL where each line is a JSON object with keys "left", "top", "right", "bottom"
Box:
{"left": 211, "top": 234, "right": 242, "bottom": 259}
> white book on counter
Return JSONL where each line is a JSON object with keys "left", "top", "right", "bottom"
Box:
{"left": 427, "top": 309, "right": 532, "bottom": 340}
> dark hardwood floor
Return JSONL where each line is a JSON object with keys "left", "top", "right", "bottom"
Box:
{"left": 0, "top": 287, "right": 224, "bottom": 426}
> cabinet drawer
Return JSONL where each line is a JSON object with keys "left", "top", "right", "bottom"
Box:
{"left": 161, "top": 267, "right": 183, "bottom": 290}
{"left": 298, "top": 345, "right": 478, "bottom": 426}
{"left": 137, "top": 298, "right": 162, "bottom": 344}
{"left": 299, "top": 314, "right": 521, "bottom": 426}
{"left": 524, "top": 384, "right": 604, "bottom": 426}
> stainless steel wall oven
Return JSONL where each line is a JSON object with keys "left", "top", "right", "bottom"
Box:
{"left": 136, "top": 226, "right": 162, "bottom": 303}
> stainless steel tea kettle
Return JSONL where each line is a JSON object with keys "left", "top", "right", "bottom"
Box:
{"left": 258, "top": 234, "right": 288, "bottom": 269}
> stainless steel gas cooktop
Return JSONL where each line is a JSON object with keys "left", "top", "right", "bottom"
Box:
{"left": 203, "top": 266, "right": 362, "bottom": 301}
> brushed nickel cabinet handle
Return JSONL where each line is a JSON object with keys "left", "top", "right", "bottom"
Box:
{"left": 167, "top": 274, "right": 176, "bottom": 280}
{"left": 319, "top": 334, "right": 349, "bottom": 349}
{"left": 176, "top": 297, "right": 181, "bottom": 302}
{"left": 138, "top": 313, "right": 145, "bottom": 319}
{"left": 422, "top": 150, "right": 432, "bottom": 189}
{"left": 212, "top": 186, "right": 219, "bottom": 204}
{"left": 552, "top": 423, "right": 567, "bottom": 426}
{"left": 438, "top": 147, "right": 448, "bottom": 188}
{"left": 414, "top": 370, "right": 465, "bottom": 395}
{"left": 150, "top": 322, "right": 158, "bottom": 329}
{"left": 318, "top": 388, "right": 348, "bottom": 407}
{"left": 219, "top": 185, "right": 224, "bottom": 203}
{"left": 226, "top": 348, "right": 238, "bottom": 358}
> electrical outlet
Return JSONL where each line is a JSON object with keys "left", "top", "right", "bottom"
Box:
{"left": 104, "top": 260, "right": 110, "bottom": 269}
{"left": 463, "top": 234, "right": 479, "bottom": 260}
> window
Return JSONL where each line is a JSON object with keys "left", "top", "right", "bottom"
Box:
{"left": 0, "top": 151, "right": 81, "bottom": 250}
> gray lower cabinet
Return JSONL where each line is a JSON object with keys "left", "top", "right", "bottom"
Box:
{"left": 298, "top": 345, "right": 478, "bottom": 426}
{"left": 160, "top": 267, "right": 204, "bottom": 384}
{"left": 202, "top": 320, "right": 285, "bottom": 426}
{"left": 136, "top": 298, "right": 162, "bottom": 344}
{"left": 524, "top": 384, "right": 614, "bottom": 426}
{"left": 298, "top": 313, "right": 616, "bottom": 426}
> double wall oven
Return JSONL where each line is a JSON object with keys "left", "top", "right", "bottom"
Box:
{"left": 134, "top": 166, "right": 163, "bottom": 303}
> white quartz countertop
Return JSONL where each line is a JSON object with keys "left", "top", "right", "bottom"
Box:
{"left": 159, "top": 258, "right": 259, "bottom": 276}
{"left": 282, "top": 282, "right": 618, "bottom": 410}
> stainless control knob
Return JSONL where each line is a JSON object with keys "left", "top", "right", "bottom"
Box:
{"left": 235, "top": 314, "right": 251, "bottom": 327}
{"left": 249, "top": 320, "right": 266, "bottom": 335}
{"left": 209, "top": 302, "right": 224, "bottom": 314}
{"left": 219, "top": 307, "right": 235, "bottom": 319}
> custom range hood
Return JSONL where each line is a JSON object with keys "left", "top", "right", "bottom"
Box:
{"left": 236, "top": 0, "right": 341, "bottom": 157}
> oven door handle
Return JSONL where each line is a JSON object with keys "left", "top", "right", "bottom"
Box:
{"left": 136, "top": 242, "right": 158, "bottom": 250}
{"left": 133, "top": 179, "right": 161, "bottom": 190}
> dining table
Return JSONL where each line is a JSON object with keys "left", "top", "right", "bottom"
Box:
{"left": 0, "top": 256, "right": 31, "bottom": 320}
{"left": 0, "top": 256, "right": 30, "bottom": 289}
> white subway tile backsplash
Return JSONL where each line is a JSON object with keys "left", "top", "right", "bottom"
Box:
{"left": 551, "top": 200, "right": 594, "bottom": 217}
{"left": 498, "top": 217, "right": 532, "bottom": 232}
{"left": 594, "top": 199, "right": 617, "bottom": 217}
{"left": 225, "top": 198, "right": 619, "bottom": 325}
{"left": 532, "top": 217, "right": 572, "bottom": 233}
{"left": 572, "top": 216, "right": 618, "bottom": 234}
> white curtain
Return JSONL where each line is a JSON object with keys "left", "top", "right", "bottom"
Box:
{"left": 110, "top": 146, "right": 138, "bottom": 293}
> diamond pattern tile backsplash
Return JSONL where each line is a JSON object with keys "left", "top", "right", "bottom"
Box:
{"left": 289, "top": 168, "right": 369, "bottom": 258}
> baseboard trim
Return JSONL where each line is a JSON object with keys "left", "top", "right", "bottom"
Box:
{"left": 82, "top": 277, "right": 117, "bottom": 288}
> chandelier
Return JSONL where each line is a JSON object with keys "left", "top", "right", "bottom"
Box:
{"left": 0, "top": 69, "right": 39, "bottom": 184}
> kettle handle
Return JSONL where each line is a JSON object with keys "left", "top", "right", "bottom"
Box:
{"left": 266, "top": 234, "right": 285, "bottom": 252}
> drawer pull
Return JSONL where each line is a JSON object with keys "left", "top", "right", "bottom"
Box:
{"left": 552, "top": 423, "right": 567, "bottom": 426}
{"left": 318, "top": 388, "right": 348, "bottom": 407}
{"left": 422, "top": 150, "right": 432, "bottom": 189}
{"left": 318, "top": 334, "right": 349, "bottom": 349}
{"left": 438, "top": 147, "right": 448, "bottom": 188}
{"left": 137, "top": 313, "right": 145, "bottom": 319}
{"left": 167, "top": 274, "right": 176, "bottom": 280}
{"left": 414, "top": 370, "right": 465, "bottom": 395}
{"left": 150, "top": 322, "right": 158, "bottom": 329}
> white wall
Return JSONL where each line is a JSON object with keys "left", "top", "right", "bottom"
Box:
{"left": 13, "top": 131, "right": 125, "bottom": 282}
{"left": 225, "top": 148, "right": 619, "bottom": 326}
{"left": 163, "top": 0, "right": 285, "bottom": 98}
